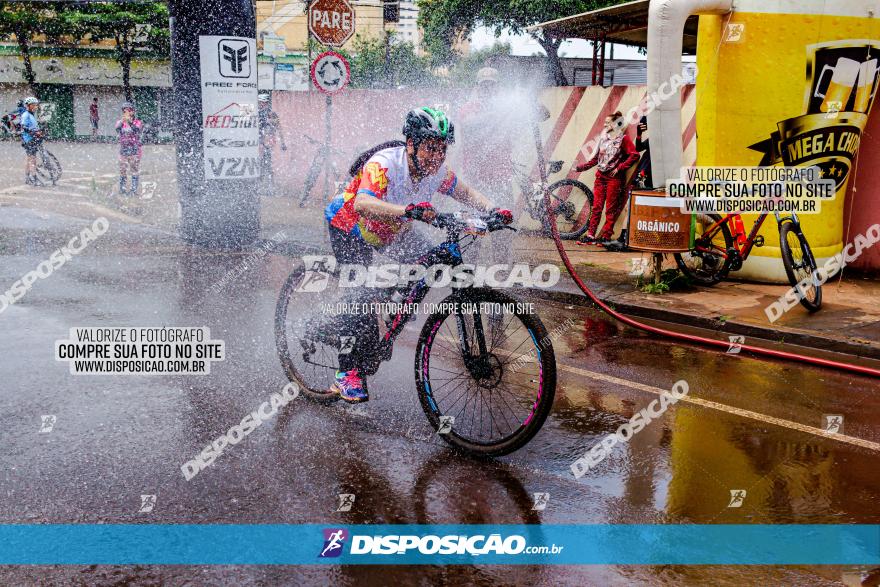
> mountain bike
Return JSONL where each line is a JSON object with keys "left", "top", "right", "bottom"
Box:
{"left": 275, "top": 212, "right": 557, "bottom": 457}
{"left": 514, "top": 160, "right": 593, "bottom": 240}
{"left": 674, "top": 211, "right": 822, "bottom": 312}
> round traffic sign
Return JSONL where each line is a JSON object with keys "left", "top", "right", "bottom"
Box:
{"left": 310, "top": 51, "right": 351, "bottom": 95}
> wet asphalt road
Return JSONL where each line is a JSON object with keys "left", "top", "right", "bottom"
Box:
{"left": 1, "top": 204, "right": 880, "bottom": 586}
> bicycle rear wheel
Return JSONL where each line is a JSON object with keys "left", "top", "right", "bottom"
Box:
{"left": 546, "top": 179, "right": 593, "bottom": 240}
{"left": 674, "top": 213, "right": 733, "bottom": 285}
{"left": 779, "top": 221, "right": 822, "bottom": 312}
{"left": 275, "top": 263, "right": 343, "bottom": 403}
{"left": 415, "top": 288, "right": 556, "bottom": 457}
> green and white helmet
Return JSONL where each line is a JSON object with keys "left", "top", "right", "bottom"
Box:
{"left": 403, "top": 107, "right": 455, "bottom": 144}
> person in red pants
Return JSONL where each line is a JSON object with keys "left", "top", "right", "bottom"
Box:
{"left": 575, "top": 111, "right": 640, "bottom": 245}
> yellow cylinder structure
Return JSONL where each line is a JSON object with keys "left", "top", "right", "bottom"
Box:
{"left": 696, "top": 1, "right": 880, "bottom": 281}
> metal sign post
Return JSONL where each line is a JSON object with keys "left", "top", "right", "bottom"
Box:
{"left": 301, "top": 51, "right": 350, "bottom": 207}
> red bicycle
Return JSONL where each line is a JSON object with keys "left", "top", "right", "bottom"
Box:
{"left": 674, "top": 211, "right": 822, "bottom": 312}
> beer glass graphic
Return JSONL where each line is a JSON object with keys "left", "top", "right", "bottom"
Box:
{"left": 854, "top": 58, "right": 878, "bottom": 113}
{"left": 814, "top": 57, "right": 860, "bottom": 112}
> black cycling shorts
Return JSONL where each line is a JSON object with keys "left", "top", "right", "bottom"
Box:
{"left": 21, "top": 142, "right": 38, "bottom": 156}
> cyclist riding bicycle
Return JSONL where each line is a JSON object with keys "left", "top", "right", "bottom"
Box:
{"left": 323, "top": 107, "right": 513, "bottom": 403}
{"left": 20, "top": 97, "right": 44, "bottom": 186}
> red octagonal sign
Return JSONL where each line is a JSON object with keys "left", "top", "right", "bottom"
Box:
{"left": 308, "top": 0, "right": 355, "bottom": 47}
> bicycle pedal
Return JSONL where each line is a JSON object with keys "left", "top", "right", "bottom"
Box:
{"left": 753, "top": 235, "right": 765, "bottom": 248}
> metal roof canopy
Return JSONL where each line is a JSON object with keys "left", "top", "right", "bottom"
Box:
{"left": 528, "top": 0, "right": 699, "bottom": 54}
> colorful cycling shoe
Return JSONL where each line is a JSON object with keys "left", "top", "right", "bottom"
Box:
{"left": 330, "top": 369, "right": 369, "bottom": 403}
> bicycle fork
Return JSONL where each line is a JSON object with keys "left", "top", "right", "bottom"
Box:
{"left": 455, "top": 305, "right": 492, "bottom": 380}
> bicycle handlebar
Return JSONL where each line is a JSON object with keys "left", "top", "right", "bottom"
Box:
{"left": 431, "top": 212, "right": 515, "bottom": 236}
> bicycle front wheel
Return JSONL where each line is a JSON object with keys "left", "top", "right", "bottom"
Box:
{"left": 415, "top": 288, "right": 556, "bottom": 457}
{"left": 779, "top": 221, "right": 822, "bottom": 312}
{"left": 546, "top": 179, "right": 593, "bottom": 240}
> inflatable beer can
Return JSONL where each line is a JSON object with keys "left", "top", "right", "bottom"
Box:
{"left": 696, "top": 0, "right": 880, "bottom": 281}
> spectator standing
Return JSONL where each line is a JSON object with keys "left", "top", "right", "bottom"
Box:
{"left": 575, "top": 111, "right": 640, "bottom": 245}
{"left": 604, "top": 115, "right": 651, "bottom": 251}
{"left": 89, "top": 97, "right": 100, "bottom": 139}
{"left": 115, "top": 102, "right": 143, "bottom": 197}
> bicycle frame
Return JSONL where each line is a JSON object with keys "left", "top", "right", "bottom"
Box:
{"left": 697, "top": 210, "right": 800, "bottom": 262}
{"left": 367, "top": 225, "right": 498, "bottom": 375}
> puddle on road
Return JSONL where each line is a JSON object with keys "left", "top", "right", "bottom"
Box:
{"left": 539, "top": 306, "right": 880, "bottom": 526}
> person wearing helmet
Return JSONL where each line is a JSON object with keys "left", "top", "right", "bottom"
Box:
{"left": 20, "top": 97, "right": 43, "bottom": 186}
{"left": 258, "top": 93, "right": 287, "bottom": 196}
{"left": 115, "top": 102, "right": 143, "bottom": 197}
{"left": 322, "top": 107, "right": 513, "bottom": 403}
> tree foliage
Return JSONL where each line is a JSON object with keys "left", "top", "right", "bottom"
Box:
{"left": 62, "top": 2, "right": 170, "bottom": 100}
{"left": 350, "top": 33, "right": 436, "bottom": 89}
{"left": 309, "top": 32, "right": 436, "bottom": 89}
{"left": 418, "top": 0, "right": 625, "bottom": 86}
{"left": 0, "top": 1, "right": 68, "bottom": 88}
{"left": 446, "top": 41, "right": 510, "bottom": 86}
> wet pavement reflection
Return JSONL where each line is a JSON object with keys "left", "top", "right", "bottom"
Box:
{"left": 0, "top": 212, "right": 878, "bottom": 585}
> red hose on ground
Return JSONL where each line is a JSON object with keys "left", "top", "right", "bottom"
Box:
{"left": 544, "top": 204, "right": 880, "bottom": 378}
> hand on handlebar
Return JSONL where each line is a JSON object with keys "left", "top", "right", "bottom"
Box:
{"left": 404, "top": 201, "right": 436, "bottom": 223}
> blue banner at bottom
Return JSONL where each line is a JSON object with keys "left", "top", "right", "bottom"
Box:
{"left": 0, "top": 524, "right": 878, "bottom": 565}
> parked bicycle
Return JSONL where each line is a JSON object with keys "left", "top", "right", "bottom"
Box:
{"left": 514, "top": 160, "right": 593, "bottom": 240}
{"left": 275, "top": 211, "right": 557, "bottom": 457}
{"left": 674, "top": 211, "right": 822, "bottom": 312}
{"left": 299, "top": 134, "right": 355, "bottom": 208}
